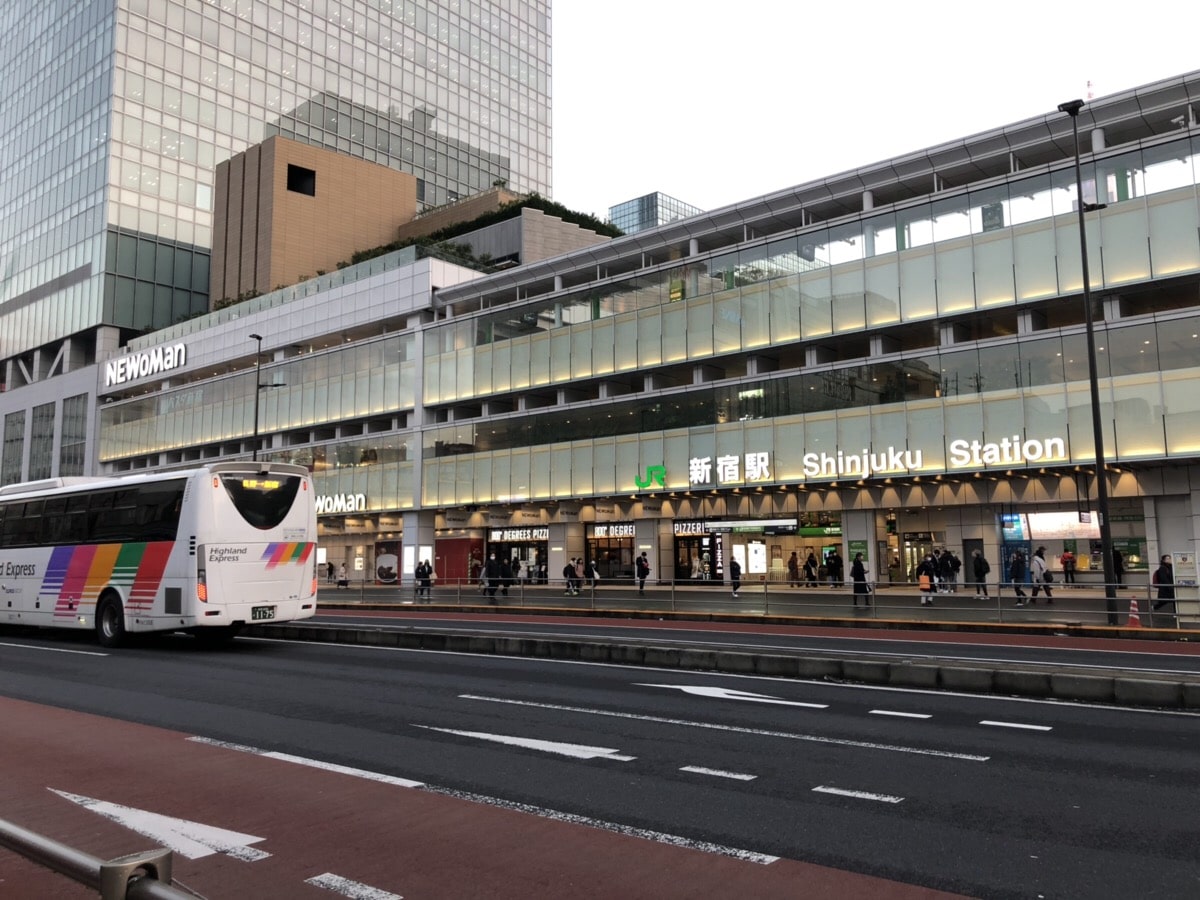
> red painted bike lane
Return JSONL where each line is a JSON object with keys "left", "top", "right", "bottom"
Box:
{"left": 2, "top": 697, "right": 966, "bottom": 899}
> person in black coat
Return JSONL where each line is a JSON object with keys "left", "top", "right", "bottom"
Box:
{"left": 850, "top": 553, "right": 870, "bottom": 606}
{"left": 484, "top": 552, "right": 501, "bottom": 602}
{"left": 1153, "top": 555, "right": 1176, "bottom": 611}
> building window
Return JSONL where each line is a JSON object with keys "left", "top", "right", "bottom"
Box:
{"left": 60, "top": 394, "right": 88, "bottom": 476}
{"left": 29, "top": 402, "right": 55, "bottom": 480}
{"left": 286, "top": 164, "right": 316, "bottom": 196}
{"left": 2, "top": 411, "right": 25, "bottom": 486}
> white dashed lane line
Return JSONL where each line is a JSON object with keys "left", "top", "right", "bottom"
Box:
{"left": 980, "top": 720, "right": 1053, "bottom": 732}
{"left": 868, "top": 709, "right": 932, "bottom": 719}
{"left": 813, "top": 785, "right": 904, "bottom": 804}
{"left": 680, "top": 766, "right": 757, "bottom": 781}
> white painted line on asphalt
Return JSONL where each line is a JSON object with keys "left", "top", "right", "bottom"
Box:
{"left": 0, "top": 640, "right": 107, "bottom": 656}
{"left": 306, "top": 873, "right": 403, "bottom": 899}
{"left": 869, "top": 709, "right": 932, "bottom": 719}
{"left": 636, "top": 683, "right": 828, "bottom": 708}
{"left": 813, "top": 785, "right": 904, "bottom": 804}
{"left": 980, "top": 720, "right": 1053, "bottom": 732}
{"left": 423, "top": 784, "right": 780, "bottom": 865}
{"left": 413, "top": 725, "right": 636, "bottom": 760}
{"left": 187, "top": 735, "right": 779, "bottom": 865}
{"left": 188, "top": 737, "right": 426, "bottom": 786}
{"left": 459, "top": 694, "right": 990, "bottom": 761}
{"left": 680, "top": 766, "right": 757, "bottom": 781}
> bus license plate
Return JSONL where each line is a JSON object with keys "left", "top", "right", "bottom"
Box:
{"left": 251, "top": 606, "right": 276, "bottom": 621}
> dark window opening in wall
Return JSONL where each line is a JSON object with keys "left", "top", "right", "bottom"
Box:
{"left": 287, "top": 164, "right": 316, "bottom": 196}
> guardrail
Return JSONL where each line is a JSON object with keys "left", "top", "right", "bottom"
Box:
{"left": 0, "top": 818, "right": 192, "bottom": 899}
{"left": 319, "top": 576, "right": 1197, "bottom": 630}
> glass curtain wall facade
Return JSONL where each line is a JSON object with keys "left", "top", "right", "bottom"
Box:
{"left": 608, "top": 192, "right": 703, "bottom": 234}
{"left": 1, "top": 0, "right": 552, "bottom": 376}
{"left": 420, "top": 135, "right": 1200, "bottom": 505}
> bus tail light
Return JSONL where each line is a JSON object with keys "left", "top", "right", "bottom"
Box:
{"left": 197, "top": 550, "right": 208, "bottom": 603}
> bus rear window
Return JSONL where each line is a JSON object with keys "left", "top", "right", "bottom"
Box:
{"left": 219, "top": 474, "right": 302, "bottom": 530}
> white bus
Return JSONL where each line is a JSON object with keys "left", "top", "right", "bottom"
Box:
{"left": 0, "top": 462, "right": 318, "bottom": 647}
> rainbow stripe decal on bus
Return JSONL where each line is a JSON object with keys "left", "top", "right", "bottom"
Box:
{"left": 260, "top": 542, "right": 315, "bottom": 569}
{"left": 40, "top": 542, "right": 173, "bottom": 619}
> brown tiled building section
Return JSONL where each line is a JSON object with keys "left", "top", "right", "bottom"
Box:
{"left": 211, "top": 136, "right": 418, "bottom": 303}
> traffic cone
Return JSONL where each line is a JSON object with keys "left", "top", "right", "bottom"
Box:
{"left": 1127, "top": 597, "right": 1141, "bottom": 628}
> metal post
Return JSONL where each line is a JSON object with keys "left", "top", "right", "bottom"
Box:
{"left": 249, "top": 333, "right": 263, "bottom": 462}
{"left": 1058, "top": 99, "right": 1118, "bottom": 624}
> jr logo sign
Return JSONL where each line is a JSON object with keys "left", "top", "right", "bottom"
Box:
{"left": 634, "top": 465, "right": 666, "bottom": 490}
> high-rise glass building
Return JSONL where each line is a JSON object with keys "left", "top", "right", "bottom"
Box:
{"left": 608, "top": 192, "right": 703, "bottom": 234}
{"left": 0, "top": 0, "right": 552, "bottom": 393}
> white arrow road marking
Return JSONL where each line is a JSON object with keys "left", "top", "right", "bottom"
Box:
{"left": 306, "top": 873, "right": 403, "bottom": 899}
{"left": 636, "top": 683, "right": 828, "bottom": 709}
{"left": 980, "top": 720, "right": 1053, "bottom": 732}
{"left": 460, "top": 694, "right": 989, "bottom": 761}
{"left": 680, "top": 766, "right": 757, "bottom": 781}
{"left": 813, "top": 785, "right": 904, "bottom": 804}
{"left": 49, "top": 789, "right": 270, "bottom": 861}
{"left": 413, "top": 725, "right": 635, "bottom": 760}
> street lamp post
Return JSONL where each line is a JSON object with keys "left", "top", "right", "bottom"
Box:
{"left": 249, "top": 333, "right": 264, "bottom": 462}
{"left": 1057, "top": 99, "right": 1118, "bottom": 624}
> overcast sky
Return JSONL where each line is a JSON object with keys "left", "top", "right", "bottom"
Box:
{"left": 550, "top": 1, "right": 1199, "bottom": 221}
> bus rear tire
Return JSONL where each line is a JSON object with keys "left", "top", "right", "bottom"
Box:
{"left": 96, "top": 594, "right": 126, "bottom": 648}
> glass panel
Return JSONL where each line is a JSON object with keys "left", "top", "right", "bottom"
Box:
{"left": 1162, "top": 370, "right": 1200, "bottom": 454}
{"left": 740, "top": 281, "right": 770, "bottom": 348}
{"left": 550, "top": 328, "right": 571, "bottom": 382}
{"left": 1100, "top": 200, "right": 1151, "bottom": 286}
{"left": 713, "top": 293, "right": 742, "bottom": 355}
{"left": 1013, "top": 219, "right": 1059, "bottom": 301}
{"left": 570, "top": 324, "right": 592, "bottom": 379}
{"left": 935, "top": 239, "right": 975, "bottom": 314}
{"left": 591, "top": 320, "right": 614, "bottom": 375}
{"left": 768, "top": 273, "right": 801, "bottom": 342}
{"left": 864, "top": 256, "right": 900, "bottom": 327}
{"left": 613, "top": 312, "right": 639, "bottom": 372}
{"left": 772, "top": 417, "right": 804, "bottom": 482}
{"left": 1148, "top": 190, "right": 1200, "bottom": 277}
{"left": 530, "top": 447, "right": 551, "bottom": 498}
{"left": 899, "top": 248, "right": 936, "bottom": 320}
{"left": 571, "top": 443, "right": 594, "bottom": 496}
{"left": 799, "top": 266, "right": 832, "bottom": 338}
{"left": 657, "top": 307, "right": 686, "bottom": 362}
{"left": 511, "top": 338, "right": 531, "bottom": 390}
{"left": 529, "top": 332, "right": 551, "bottom": 385}
{"left": 1112, "top": 377, "right": 1164, "bottom": 458}
{"left": 592, "top": 439, "right": 616, "bottom": 494}
{"left": 686, "top": 297, "right": 713, "bottom": 360}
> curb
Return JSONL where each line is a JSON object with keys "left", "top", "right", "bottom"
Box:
{"left": 246, "top": 622, "right": 1200, "bottom": 711}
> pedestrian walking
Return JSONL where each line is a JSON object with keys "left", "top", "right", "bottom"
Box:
{"left": 730, "top": 556, "right": 742, "bottom": 598}
{"left": 1152, "top": 554, "right": 1176, "bottom": 611}
{"left": 972, "top": 549, "right": 991, "bottom": 599}
{"left": 337, "top": 563, "right": 348, "bottom": 589}
{"left": 635, "top": 552, "right": 650, "bottom": 596}
{"left": 485, "top": 552, "right": 501, "bottom": 602}
{"left": 326, "top": 561, "right": 335, "bottom": 584}
{"left": 1030, "top": 546, "right": 1053, "bottom": 602}
{"left": 937, "top": 550, "right": 954, "bottom": 594}
{"left": 916, "top": 553, "right": 937, "bottom": 606}
{"left": 804, "top": 552, "right": 819, "bottom": 587}
{"left": 850, "top": 553, "right": 870, "bottom": 606}
{"left": 1010, "top": 550, "right": 1028, "bottom": 604}
{"left": 562, "top": 559, "right": 578, "bottom": 595}
{"left": 787, "top": 551, "right": 799, "bottom": 588}
{"left": 1112, "top": 547, "right": 1125, "bottom": 586}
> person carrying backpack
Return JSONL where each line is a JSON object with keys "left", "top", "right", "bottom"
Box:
{"left": 635, "top": 553, "right": 650, "bottom": 596}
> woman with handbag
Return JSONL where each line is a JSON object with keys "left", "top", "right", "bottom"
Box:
{"left": 1030, "top": 546, "right": 1053, "bottom": 603}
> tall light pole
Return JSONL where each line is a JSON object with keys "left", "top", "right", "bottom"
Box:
{"left": 1057, "top": 99, "right": 1118, "bottom": 624}
{"left": 249, "top": 333, "right": 264, "bottom": 462}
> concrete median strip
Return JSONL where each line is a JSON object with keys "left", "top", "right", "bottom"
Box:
{"left": 246, "top": 622, "right": 1200, "bottom": 710}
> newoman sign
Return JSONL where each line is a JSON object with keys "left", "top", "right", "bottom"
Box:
{"left": 105, "top": 342, "right": 187, "bottom": 387}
